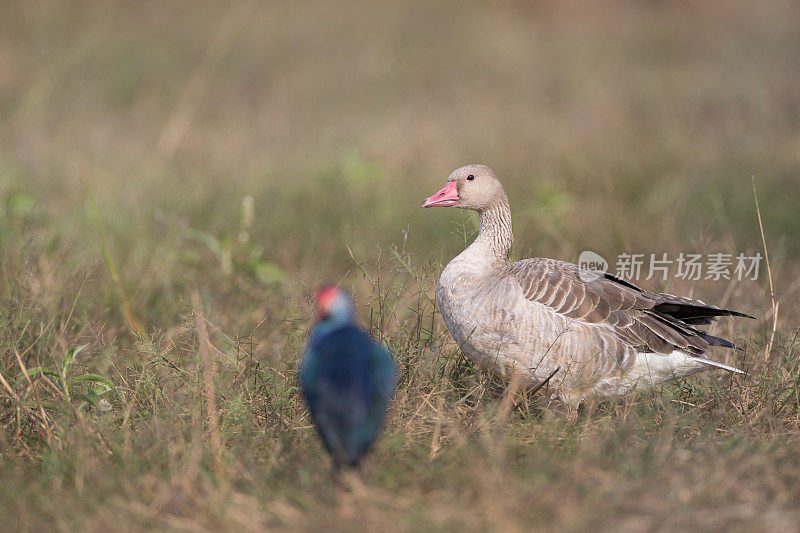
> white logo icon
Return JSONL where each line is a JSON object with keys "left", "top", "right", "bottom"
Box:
{"left": 578, "top": 250, "right": 608, "bottom": 282}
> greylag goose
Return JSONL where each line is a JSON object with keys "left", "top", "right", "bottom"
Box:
{"left": 421, "top": 164, "right": 752, "bottom": 411}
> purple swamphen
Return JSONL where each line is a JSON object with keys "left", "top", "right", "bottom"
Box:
{"left": 300, "top": 286, "right": 397, "bottom": 470}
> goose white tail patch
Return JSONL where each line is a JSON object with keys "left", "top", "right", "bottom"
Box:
{"left": 629, "top": 350, "right": 744, "bottom": 385}
{"left": 691, "top": 356, "right": 746, "bottom": 375}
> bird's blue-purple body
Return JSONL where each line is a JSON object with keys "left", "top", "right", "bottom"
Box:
{"left": 300, "top": 287, "right": 396, "bottom": 468}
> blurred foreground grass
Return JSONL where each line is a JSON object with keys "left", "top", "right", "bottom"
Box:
{"left": 1, "top": 1, "right": 800, "bottom": 530}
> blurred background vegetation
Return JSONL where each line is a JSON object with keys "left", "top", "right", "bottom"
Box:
{"left": 1, "top": 1, "right": 799, "bottom": 530}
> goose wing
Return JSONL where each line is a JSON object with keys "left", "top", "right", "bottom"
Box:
{"left": 508, "top": 258, "right": 753, "bottom": 357}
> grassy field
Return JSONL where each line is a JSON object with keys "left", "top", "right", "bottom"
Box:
{"left": 2, "top": 1, "right": 800, "bottom": 530}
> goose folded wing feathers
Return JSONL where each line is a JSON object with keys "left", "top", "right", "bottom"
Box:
{"left": 507, "top": 258, "right": 743, "bottom": 358}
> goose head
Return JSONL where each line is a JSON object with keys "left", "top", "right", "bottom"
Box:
{"left": 420, "top": 164, "right": 506, "bottom": 212}
{"left": 313, "top": 285, "right": 353, "bottom": 326}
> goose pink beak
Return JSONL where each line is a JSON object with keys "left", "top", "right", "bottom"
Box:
{"left": 421, "top": 181, "right": 459, "bottom": 208}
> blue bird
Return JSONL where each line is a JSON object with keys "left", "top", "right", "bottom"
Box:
{"left": 300, "top": 286, "right": 397, "bottom": 470}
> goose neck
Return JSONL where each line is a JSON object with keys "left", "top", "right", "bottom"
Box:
{"left": 474, "top": 197, "right": 513, "bottom": 262}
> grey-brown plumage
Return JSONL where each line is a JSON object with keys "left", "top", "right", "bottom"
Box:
{"left": 422, "top": 164, "right": 754, "bottom": 407}
{"left": 509, "top": 259, "right": 751, "bottom": 357}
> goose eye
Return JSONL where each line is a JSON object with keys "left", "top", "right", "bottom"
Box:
{"left": 467, "top": 174, "right": 475, "bottom": 181}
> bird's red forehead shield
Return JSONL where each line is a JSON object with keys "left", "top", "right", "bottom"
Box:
{"left": 315, "top": 286, "right": 340, "bottom": 311}
{"left": 421, "top": 181, "right": 459, "bottom": 208}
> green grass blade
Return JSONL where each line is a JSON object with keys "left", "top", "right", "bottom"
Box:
{"left": 87, "top": 188, "right": 146, "bottom": 338}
